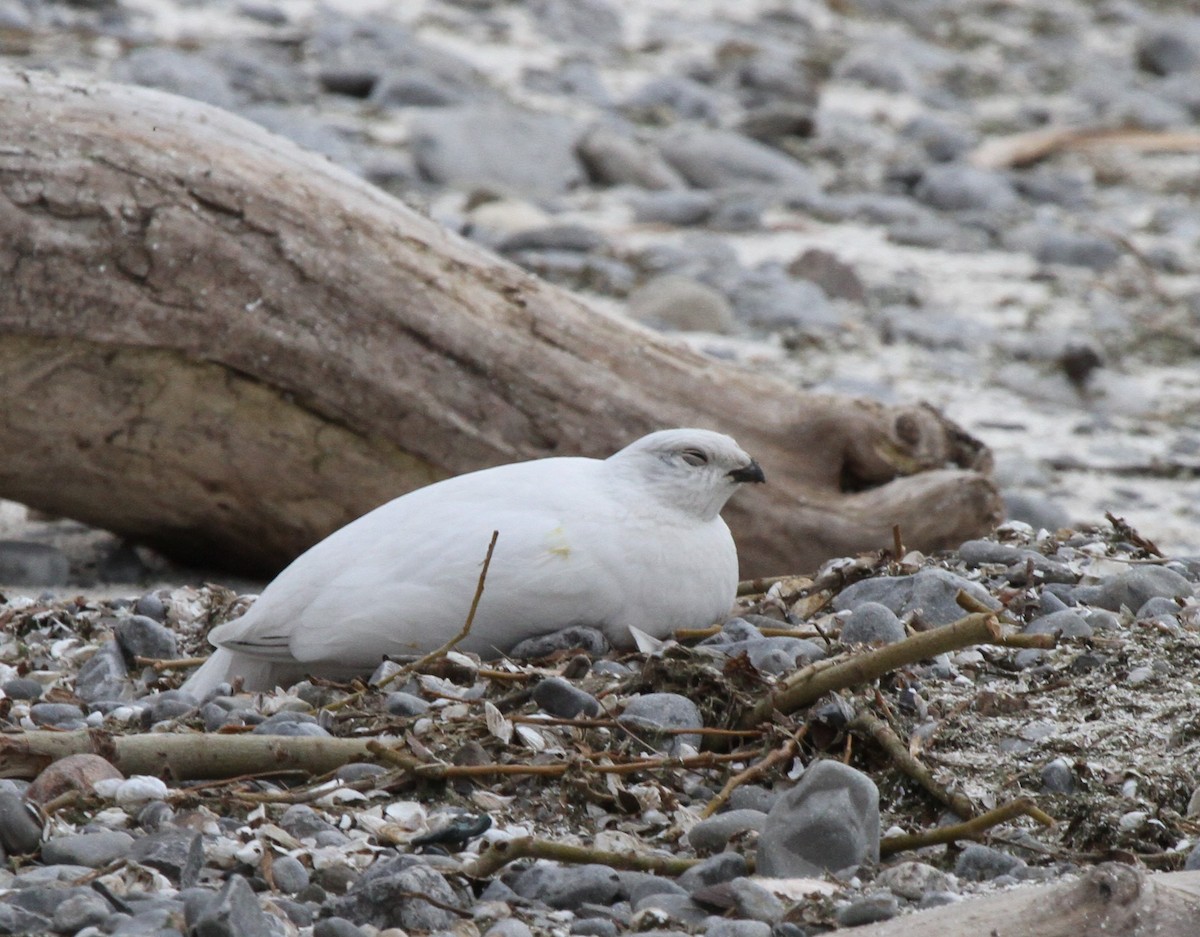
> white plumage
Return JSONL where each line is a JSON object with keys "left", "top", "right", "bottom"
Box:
{"left": 181, "top": 428, "right": 764, "bottom": 696}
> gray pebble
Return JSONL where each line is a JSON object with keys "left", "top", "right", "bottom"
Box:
{"left": 958, "top": 539, "right": 1026, "bottom": 566}
{"left": 51, "top": 891, "right": 112, "bottom": 932}
{"left": 269, "top": 855, "right": 310, "bottom": 894}
{"left": 728, "top": 785, "right": 778, "bottom": 814}
{"left": 619, "top": 693, "right": 703, "bottom": 754}
{"left": 703, "top": 922, "right": 771, "bottom": 937}
{"left": 1094, "top": 566, "right": 1194, "bottom": 612}
{"left": 914, "top": 164, "right": 1017, "bottom": 212}
{"left": 841, "top": 603, "right": 906, "bottom": 645}
{"left": 0, "top": 541, "right": 70, "bottom": 586}
{"left": 1136, "top": 25, "right": 1200, "bottom": 76}
{"left": 384, "top": 692, "right": 430, "bottom": 717}
{"left": 685, "top": 810, "right": 766, "bottom": 853}
{"left": 252, "top": 712, "right": 330, "bottom": 737}
{"left": 188, "top": 873, "right": 275, "bottom": 937}
{"left": 74, "top": 641, "right": 132, "bottom": 704}
{"left": 1035, "top": 231, "right": 1121, "bottom": 271}
{"left": 511, "top": 861, "right": 622, "bottom": 910}
{"left": 571, "top": 918, "right": 620, "bottom": 937}
{"left": 623, "top": 76, "right": 720, "bottom": 123}
{"left": 313, "top": 917, "right": 369, "bottom": 937}
{"left": 1002, "top": 492, "right": 1072, "bottom": 532}
{"left": 511, "top": 626, "right": 610, "bottom": 659}
{"left": 41, "top": 830, "right": 134, "bottom": 868}
{"left": 1041, "top": 757, "right": 1075, "bottom": 793}
{"left": 112, "top": 46, "right": 238, "bottom": 110}
{"left": 633, "top": 891, "right": 708, "bottom": 925}
{"left": 955, "top": 843, "right": 1025, "bottom": 881}
{"left": 115, "top": 615, "right": 179, "bottom": 661}
{"left": 0, "top": 792, "right": 42, "bottom": 854}
{"left": 1025, "top": 610, "right": 1093, "bottom": 639}
{"left": 876, "top": 860, "right": 953, "bottom": 900}
{"left": 2, "top": 678, "right": 43, "bottom": 701}
{"left": 532, "top": 676, "right": 601, "bottom": 719}
{"left": 1136, "top": 596, "right": 1181, "bottom": 620}
{"left": 333, "top": 858, "right": 462, "bottom": 930}
{"left": 833, "top": 568, "right": 999, "bottom": 627}
{"left": 658, "top": 128, "right": 818, "bottom": 193}
{"left": 677, "top": 852, "right": 748, "bottom": 892}
{"left": 29, "top": 702, "right": 87, "bottom": 729}
{"left": 836, "top": 891, "right": 899, "bottom": 926}
{"left": 134, "top": 592, "right": 168, "bottom": 621}
{"left": 723, "top": 876, "right": 784, "bottom": 923}
{"left": 577, "top": 125, "right": 685, "bottom": 190}
{"left": 787, "top": 248, "right": 866, "bottom": 303}
{"left": 730, "top": 265, "right": 841, "bottom": 332}
{"left": 756, "top": 760, "right": 880, "bottom": 877}
{"left": 335, "top": 762, "right": 389, "bottom": 783}
{"left": 626, "top": 274, "right": 733, "bottom": 333}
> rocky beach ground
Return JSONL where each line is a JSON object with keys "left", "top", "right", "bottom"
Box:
{"left": 1, "top": 0, "right": 1200, "bottom": 934}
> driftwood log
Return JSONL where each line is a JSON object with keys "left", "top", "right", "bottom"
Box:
{"left": 851, "top": 862, "right": 1200, "bottom": 937}
{"left": 0, "top": 70, "right": 1000, "bottom": 578}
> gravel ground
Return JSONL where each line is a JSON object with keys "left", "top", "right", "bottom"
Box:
{"left": 2, "top": 0, "right": 1200, "bottom": 934}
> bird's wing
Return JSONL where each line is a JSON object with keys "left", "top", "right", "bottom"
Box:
{"left": 209, "top": 458, "right": 630, "bottom": 667}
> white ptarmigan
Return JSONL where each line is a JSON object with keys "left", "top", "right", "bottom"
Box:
{"left": 181, "top": 428, "right": 764, "bottom": 695}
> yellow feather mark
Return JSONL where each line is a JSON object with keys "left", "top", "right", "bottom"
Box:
{"left": 545, "top": 525, "right": 571, "bottom": 559}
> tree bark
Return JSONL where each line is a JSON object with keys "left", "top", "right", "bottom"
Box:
{"left": 0, "top": 70, "right": 1001, "bottom": 578}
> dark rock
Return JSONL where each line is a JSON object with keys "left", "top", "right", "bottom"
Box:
{"left": 41, "top": 830, "right": 134, "bottom": 868}
{"left": 512, "top": 862, "right": 622, "bottom": 909}
{"left": 130, "top": 828, "right": 204, "bottom": 886}
{"left": 115, "top": 615, "right": 179, "bottom": 661}
{"left": 532, "top": 677, "right": 601, "bottom": 719}
{"left": 189, "top": 874, "right": 275, "bottom": 937}
{"left": 629, "top": 191, "right": 717, "bottom": 227}
{"left": 510, "top": 626, "right": 610, "bottom": 659}
{"left": 1, "top": 677, "right": 43, "bottom": 700}
{"left": 497, "top": 224, "right": 607, "bottom": 254}
{"left": 333, "top": 857, "right": 463, "bottom": 930}
{"left": 836, "top": 891, "right": 899, "bottom": 926}
{"left": 313, "top": 916, "right": 368, "bottom": 937}
{"left": 677, "top": 852, "right": 749, "bottom": 892}
{"left": 0, "top": 791, "right": 42, "bottom": 854}
{"left": 384, "top": 692, "right": 430, "bottom": 717}
{"left": 133, "top": 592, "right": 168, "bottom": 622}
{"left": 0, "top": 541, "right": 70, "bottom": 585}
{"left": 1136, "top": 26, "right": 1200, "bottom": 76}
{"left": 658, "top": 128, "right": 818, "bottom": 192}
{"left": 685, "top": 810, "right": 766, "bottom": 853}
{"left": 29, "top": 701, "right": 87, "bottom": 729}
{"left": 618, "top": 693, "right": 703, "bottom": 753}
{"left": 955, "top": 843, "right": 1025, "bottom": 881}
{"left": 756, "top": 760, "right": 880, "bottom": 877}
{"left": 840, "top": 602, "right": 906, "bottom": 645}
{"left": 410, "top": 107, "right": 585, "bottom": 197}
{"left": 833, "top": 568, "right": 999, "bottom": 627}
{"left": 721, "top": 877, "right": 785, "bottom": 922}
{"left": 1035, "top": 231, "right": 1121, "bottom": 271}
{"left": 1041, "top": 757, "right": 1075, "bottom": 793}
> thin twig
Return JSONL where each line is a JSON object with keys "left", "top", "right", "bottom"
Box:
{"left": 880, "top": 797, "right": 1056, "bottom": 857}
{"left": 467, "top": 835, "right": 699, "bottom": 879}
{"left": 135, "top": 655, "right": 208, "bottom": 672}
{"left": 892, "top": 524, "right": 904, "bottom": 558}
{"left": 700, "top": 730, "right": 804, "bottom": 819}
{"left": 849, "top": 709, "right": 975, "bottom": 820}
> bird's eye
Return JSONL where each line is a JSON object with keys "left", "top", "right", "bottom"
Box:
{"left": 681, "top": 448, "right": 708, "bottom": 466}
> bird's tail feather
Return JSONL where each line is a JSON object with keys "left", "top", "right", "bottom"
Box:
{"left": 179, "top": 648, "right": 284, "bottom": 698}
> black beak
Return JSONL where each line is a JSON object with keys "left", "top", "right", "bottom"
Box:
{"left": 728, "top": 460, "right": 766, "bottom": 484}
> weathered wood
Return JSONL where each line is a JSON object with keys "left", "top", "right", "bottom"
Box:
{"left": 849, "top": 863, "right": 1200, "bottom": 937}
{"left": 0, "top": 70, "right": 1001, "bottom": 577}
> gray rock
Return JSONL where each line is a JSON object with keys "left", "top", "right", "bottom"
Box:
{"left": 1186, "top": 841, "right": 1200, "bottom": 871}
{"left": 505, "top": 249, "right": 635, "bottom": 296}
{"left": 900, "top": 115, "right": 977, "bottom": 163}
{"left": 1, "top": 677, "right": 43, "bottom": 701}
{"left": 189, "top": 874, "right": 275, "bottom": 937}
{"left": 336, "top": 763, "right": 388, "bottom": 783}
{"left": 833, "top": 568, "right": 999, "bottom": 627}
{"left": 134, "top": 592, "right": 167, "bottom": 622}
{"left": 51, "top": 890, "right": 112, "bottom": 933}
{"left": 570, "top": 919, "right": 619, "bottom": 937}
{"left": 626, "top": 275, "right": 734, "bottom": 333}
{"left": 728, "top": 785, "right": 778, "bottom": 813}
{"left": 1025, "top": 610, "right": 1093, "bottom": 639}
{"left": 629, "top": 190, "right": 717, "bottom": 226}
{"left": 685, "top": 810, "right": 766, "bottom": 853}
{"left": 621, "top": 872, "right": 686, "bottom": 904}
{"left": 498, "top": 224, "right": 607, "bottom": 254}
{"left": 510, "top": 626, "right": 610, "bottom": 659}
{"left": 115, "top": 615, "right": 179, "bottom": 661}
{"left": 658, "top": 128, "right": 818, "bottom": 193}
{"left": 787, "top": 249, "right": 866, "bottom": 303}
{"left": 1041, "top": 757, "right": 1075, "bottom": 794}
{"left": 0, "top": 541, "right": 70, "bottom": 585}
{"left": 703, "top": 921, "right": 771, "bottom": 937}
{"left": 313, "top": 917, "right": 369, "bottom": 937}
{"left": 1035, "top": 231, "right": 1121, "bottom": 271}
{"left": 958, "top": 540, "right": 1026, "bottom": 566}
{"left": 410, "top": 107, "right": 584, "bottom": 197}
{"left": 111, "top": 47, "right": 238, "bottom": 110}
{"left": 756, "top": 760, "right": 880, "bottom": 877}
{"left": 1093, "top": 566, "right": 1194, "bottom": 612}
{"left": 41, "top": 830, "right": 134, "bottom": 868}
{"left": 619, "top": 693, "right": 703, "bottom": 753}
{"left": 252, "top": 712, "right": 330, "bottom": 737}
{"left": 723, "top": 877, "right": 784, "bottom": 923}
{"left": 1136, "top": 25, "right": 1200, "bottom": 76}
{"left": 280, "top": 805, "right": 344, "bottom": 842}
{"left": 634, "top": 892, "right": 708, "bottom": 925}
{"left": 720, "top": 637, "right": 825, "bottom": 674}
{"left": 384, "top": 692, "right": 430, "bottom": 717}
{"left": 1002, "top": 491, "right": 1071, "bottom": 533}
{"left": 577, "top": 125, "right": 684, "bottom": 191}
{"left": 0, "top": 902, "right": 51, "bottom": 935}
{"left": 914, "top": 164, "right": 1017, "bottom": 212}
{"left": 0, "top": 792, "right": 42, "bottom": 854}
{"left": 131, "top": 829, "right": 205, "bottom": 885}
{"left": 876, "top": 860, "right": 953, "bottom": 900}
{"left": 532, "top": 677, "right": 601, "bottom": 719}
{"left": 29, "top": 702, "right": 87, "bottom": 729}
{"left": 955, "top": 843, "right": 1025, "bottom": 881}
{"left": 840, "top": 603, "right": 906, "bottom": 645}
{"left": 836, "top": 891, "right": 899, "bottom": 926}
{"left": 729, "top": 265, "right": 841, "bottom": 332}
{"left": 512, "top": 861, "right": 622, "bottom": 909}
{"left": 75, "top": 641, "right": 132, "bottom": 703}
{"left": 333, "top": 858, "right": 461, "bottom": 930}
{"left": 530, "top": 0, "right": 621, "bottom": 47}
{"left": 623, "top": 76, "right": 721, "bottom": 123}
{"left": 1136, "top": 596, "right": 1183, "bottom": 620}
{"left": 677, "top": 852, "right": 748, "bottom": 892}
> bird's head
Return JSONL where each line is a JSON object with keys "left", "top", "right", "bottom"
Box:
{"left": 607, "top": 428, "right": 765, "bottom": 520}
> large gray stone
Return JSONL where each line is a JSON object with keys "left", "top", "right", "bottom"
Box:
{"left": 0, "top": 541, "right": 69, "bottom": 585}
{"left": 511, "top": 861, "right": 622, "bottom": 910}
{"left": 658, "top": 128, "right": 818, "bottom": 192}
{"left": 1092, "top": 566, "right": 1194, "bottom": 612}
{"left": 832, "top": 568, "right": 999, "bottom": 627}
{"left": 618, "top": 693, "right": 703, "bottom": 754}
{"left": 755, "top": 761, "right": 880, "bottom": 877}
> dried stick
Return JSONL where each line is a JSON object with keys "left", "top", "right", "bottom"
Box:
{"left": 699, "top": 731, "right": 803, "bottom": 819}
{"left": 135, "top": 655, "right": 209, "bottom": 672}
{"left": 737, "top": 611, "right": 1001, "bottom": 730}
{"left": 849, "top": 709, "right": 975, "bottom": 820}
{"left": 880, "top": 797, "right": 1056, "bottom": 857}
{"left": 467, "top": 835, "right": 698, "bottom": 879}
